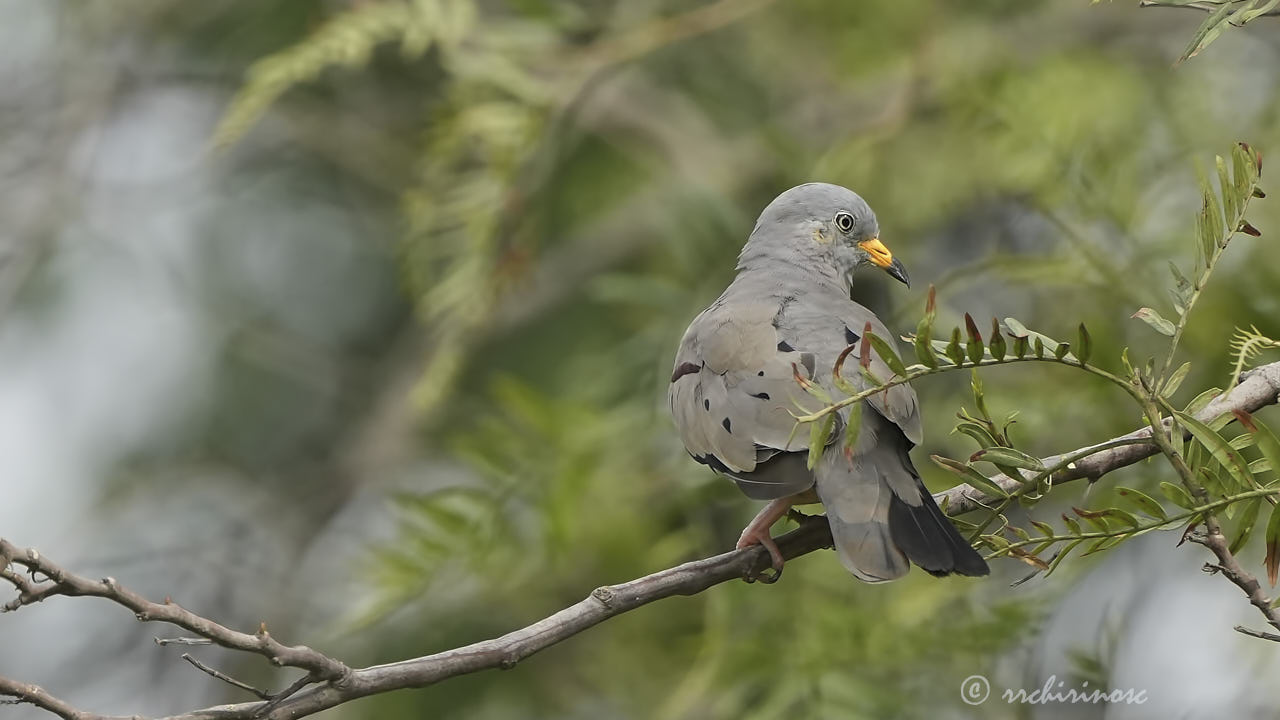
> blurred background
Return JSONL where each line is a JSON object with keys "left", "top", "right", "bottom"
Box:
{"left": 2, "top": 1, "right": 1280, "bottom": 718}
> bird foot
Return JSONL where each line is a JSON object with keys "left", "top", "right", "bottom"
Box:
{"left": 737, "top": 526, "right": 784, "bottom": 584}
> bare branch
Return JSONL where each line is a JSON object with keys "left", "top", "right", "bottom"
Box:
{"left": 0, "top": 676, "right": 123, "bottom": 720}
{"left": 1188, "top": 521, "right": 1280, "bottom": 632}
{"left": 0, "top": 516, "right": 830, "bottom": 720}
{"left": 0, "top": 538, "right": 351, "bottom": 684}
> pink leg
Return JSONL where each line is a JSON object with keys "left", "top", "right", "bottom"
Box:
{"left": 736, "top": 497, "right": 794, "bottom": 572}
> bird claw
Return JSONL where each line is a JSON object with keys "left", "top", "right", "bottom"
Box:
{"left": 745, "top": 562, "right": 783, "bottom": 584}
{"left": 737, "top": 528, "right": 785, "bottom": 584}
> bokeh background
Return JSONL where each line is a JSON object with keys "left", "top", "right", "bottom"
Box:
{"left": 2, "top": 1, "right": 1280, "bottom": 718}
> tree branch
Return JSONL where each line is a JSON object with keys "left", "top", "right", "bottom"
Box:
{"left": 1188, "top": 523, "right": 1280, "bottom": 633}
{"left": 3, "top": 362, "right": 1279, "bottom": 719}
{"left": 937, "top": 361, "right": 1280, "bottom": 514}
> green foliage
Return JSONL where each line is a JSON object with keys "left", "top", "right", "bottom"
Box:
{"left": 197, "top": 0, "right": 1280, "bottom": 715}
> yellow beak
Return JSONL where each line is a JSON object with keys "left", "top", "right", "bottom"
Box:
{"left": 858, "top": 237, "right": 895, "bottom": 268}
{"left": 858, "top": 237, "right": 910, "bottom": 286}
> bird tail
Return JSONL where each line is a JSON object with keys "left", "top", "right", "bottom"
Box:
{"left": 816, "top": 419, "right": 989, "bottom": 581}
{"left": 886, "top": 474, "right": 990, "bottom": 578}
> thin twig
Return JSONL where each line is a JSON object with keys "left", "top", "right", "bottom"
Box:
{"left": 181, "top": 654, "right": 271, "bottom": 701}
{"left": 155, "top": 637, "right": 214, "bottom": 646}
{"left": 253, "top": 674, "right": 318, "bottom": 718}
{"left": 1234, "top": 625, "right": 1280, "bottom": 641}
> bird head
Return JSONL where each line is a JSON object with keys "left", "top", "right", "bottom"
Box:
{"left": 744, "top": 183, "right": 909, "bottom": 287}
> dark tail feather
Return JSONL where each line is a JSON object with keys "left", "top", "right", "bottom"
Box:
{"left": 888, "top": 480, "right": 989, "bottom": 577}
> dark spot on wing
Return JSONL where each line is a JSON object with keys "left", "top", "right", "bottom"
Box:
{"left": 670, "top": 362, "right": 702, "bottom": 383}
{"left": 722, "top": 417, "right": 732, "bottom": 433}
{"left": 690, "top": 452, "right": 732, "bottom": 474}
{"left": 777, "top": 340, "right": 794, "bottom": 352}
{"left": 845, "top": 326, "right": 860, "bottom": 344}
{"left": 751, "top": 392, "right": 771, "bottom": 400}
{"left": 758, "top": 370, "right": 765, "bottom": 377}
{"left": 704, "top": 399, "right": 710, "bottom": 411}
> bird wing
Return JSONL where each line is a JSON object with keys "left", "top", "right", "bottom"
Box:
{"left": 668, "top": 297, "right": 829, "bottom": 498}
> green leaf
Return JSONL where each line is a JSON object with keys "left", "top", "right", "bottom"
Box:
{"left": 1073, "top": 506, "right": 1114, "bottom": 533}
{"left": 1219, "top": 154, "right": 1238, "bottom": 229}
{"left": 979, "top": 534, "right": 1011, "bottom": 551}
{"left": 1178, "top": 0, "right": 1232, "bottom": 61}
{"left": 1233, "top": 141, "right": 1258, "bottom": 197}
{"left": 1115, "top": 486, "right": 1167, "bottom": 521}
{"left": 1184, "top": 387, "right": 1222, "bottom": 416}
{"left": 1264, "top": 502, "right": 1280, "bottom": 585}
{"left": 1046, "top": 539, "right": 1084, "bottom": 576}
{"left": 1175, "top": 410, "right": 1255, "bottom": 493}
{"left": 987, "top": 318, "right": 1006, "bottom": 361}
{"left": 1081, "top": 536, "right": 1122, "bottom": 557}
{"left": 866, "top": 331, "right": 909, "bottom": 378}
{"left": 954, "top": 421, "right": 999, "bottom": 449}
{"left": 1060, "top": 513, "right": 1083, "bottom": 535}
{"left": 1132, "top": 307, "right": 1176, "bottom": 336}
{"left": 1229, "top": 498, "right": 1263, "bottom": 555}
{"left": 1162, "top": 361, "right": 1191, "bottom": 397}
{"left": 1160, "top": 481, "right": 1197, "bottom": 510}
{"left": 945, "top": 327, "right": 965, "bottom": 366}
{"left": 964, "top": 313, "right": 984, "bottom": 364}
{"left": 931, "top": 454, "right": 1008, "bottom": 498}
{"left": 1238, "top": 411, "right": 1280, "bottom": 485}
{"left": 1054, "top": 342, "right": 1071, "bottom": 361}
{"left": 970, "top": 446, "right": 1046, "bottom": 472}
{"left": 1034, "top": 337, "right": 1045, "bottom": 359}
{"left": 843, "top": 401, "right": 864, "bottom": 453}
{"left": 1076, "top": 324, "right": 1092, "bottom": 365}
{"left": 1204, "top": 182, "right": 1226, "bottom": 248}
{"left": 915, "top": 286, "right": 937, "bottom": 360}
{"left": 1230, "top": 433, "right": 1258, "bottom": 451}
{"left": 1238, "top": 0, "right": 1280, "bottom": 25}
{"left": 1013, "top": 334, "right": 1029, "bottom": 359}
{"left": 914, "top": 331, "right": 939, "bottom": 370}
{"left": 806, "top": 414, "right": 836, "bottom": 470}
{"left": 1169, "top": 261, "right": 1192, "bottom": 307}
{"left": 1031, "top": 520, "right": 1056, "bottom": 537}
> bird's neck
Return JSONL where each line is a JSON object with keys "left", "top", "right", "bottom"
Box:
{"left": 734, "top": 229, "right": 855, "bottom": 297}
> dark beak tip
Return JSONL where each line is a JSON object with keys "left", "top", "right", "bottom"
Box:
{"left": 888, "top": 258, "right": 910, "bottom": 287}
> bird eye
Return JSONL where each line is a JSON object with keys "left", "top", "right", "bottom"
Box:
{"left": 834, "top": 212, "right": 855, "bottom": 233}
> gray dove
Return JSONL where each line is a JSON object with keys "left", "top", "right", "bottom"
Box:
{"left": 668, "top": 183, "right": 989, "bottom": 582}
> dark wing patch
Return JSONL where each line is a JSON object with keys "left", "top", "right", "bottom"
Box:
{"left": 751, "top": 392, "right": 771, "bottom": 400}
{"left": 845, "top": 326, "right": 860, "bottom": 345}
{"left": 722, "top": 417, "right": 733, "bottom": 433}
{"left": 777, "top": 340, "right": 794, "bottom": 352}
{"left": 671, "top": 362, "right": 702, "bottom": 383}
